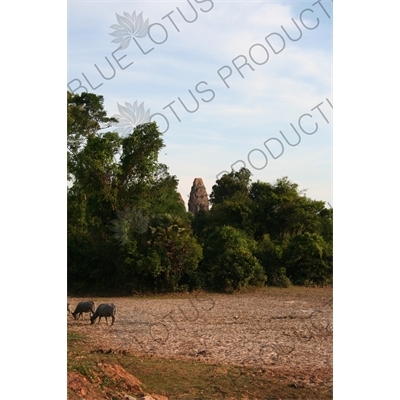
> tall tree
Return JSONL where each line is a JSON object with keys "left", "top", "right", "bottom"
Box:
{"left": 67, "top": 91, "right": 188, "bottom": 293}
{"left": 67, "top": 92, "right": 118, "bottom": 182}
{"left": 210, "top": 168, "right": 252, "bottom": 205}
{"left": 249, "top": 177, "right": 327, "bottom": 240}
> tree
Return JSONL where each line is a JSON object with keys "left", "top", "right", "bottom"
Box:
{"left": 137, "top": 214, "right": 203, "bottom": 292}
{"left": 249, "top": 177, "right": 332, "bottom": 286}
{"left": 68, "top": 91, "right": 190, "bottom": 293}
{"left": 206, "top": 192, "right": 254, "bottom": 236}
{"left": 249, "top": 177, "right": 328, "bottom": 241}
{"left": 200, "top": 226, "right": 266, "bottom": 292}
{"left": 256, "top": 234, "right": 291, "bottom": 287}
{"left": 68, "top": 91, "right": 118, "bottom": 182}
{"left": 117, "top": 123, "right": 164, "bottom": 205}
{"left": 210, "top": 168, "right": 252, "bottom": 205}
{"left": 200, "top": 168, "right": 254, "bottom": 239}
{"left": 283, "top": 232, "right": 332, "bottom": 285}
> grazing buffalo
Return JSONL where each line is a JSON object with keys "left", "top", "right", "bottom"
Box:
{"left": 90, "top": 303, "right": 116, "bottom": 325}
{"left": 72, "top": 301, "right": 95, "bottom": 320}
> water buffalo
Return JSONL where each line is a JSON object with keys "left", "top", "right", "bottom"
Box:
{"left": 72, "top": 301, "right": 95, "bottom": 320}
{"left": 90, "top": 303, "right": 116, "bottom": 325}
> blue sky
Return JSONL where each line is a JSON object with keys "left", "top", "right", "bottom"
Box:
{"left": 68, "top": 0, "right": 332, "bottom": 206}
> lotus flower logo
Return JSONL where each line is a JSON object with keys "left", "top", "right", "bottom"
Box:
{"left": 111, "top": 208, "right": 150, "bottom": 245}
{"left": 112, "top": 101, "right": 152, "bottom": 136}
{"left": 110, "top": 11, "right": 150, "bottom": 50}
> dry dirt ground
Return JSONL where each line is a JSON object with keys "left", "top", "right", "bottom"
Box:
{"left": 68, "top": 287, "right": 332, "bottom": 398}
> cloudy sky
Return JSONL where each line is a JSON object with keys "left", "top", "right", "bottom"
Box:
{"left": 68, "top": 0, "right": 333, "bottom": 206}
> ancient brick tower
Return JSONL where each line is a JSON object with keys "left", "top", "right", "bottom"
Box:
{"left": 188, "top": 178, "right": 209, "bottom": 214}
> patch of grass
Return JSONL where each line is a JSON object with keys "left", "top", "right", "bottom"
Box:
{"left": 69, "top": 362, "right": 96, "bottom": 381}
{"left": 68, "top": 330, "right": 95, "bottom": 382}
{"left": 67, "top": 287, "right": 332, "bottom": 399}
{"left": 68, "top": 336, "right": 332, "bottom": 399}
{"left": 67, "top": 331, "right": 87, "bottom": 342}
{"left": 117, "top": 354, "right": 331, "bottom": 399}
{"left": 100, "top": 375, "right": 114, "bottom": 388}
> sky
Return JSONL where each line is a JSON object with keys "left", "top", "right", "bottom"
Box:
{"left": 68, "top": 0, "right": 333, "bottom": 207}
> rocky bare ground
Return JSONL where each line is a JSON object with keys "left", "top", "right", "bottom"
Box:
{"left": 68, "top": 287, "right": 332, "bottom": 393}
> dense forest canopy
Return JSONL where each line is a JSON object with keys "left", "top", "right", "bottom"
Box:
{"left": 67, "top": 92, "right": 332, "bottom": 294}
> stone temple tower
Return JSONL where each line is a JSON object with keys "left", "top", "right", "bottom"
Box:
{"left": 188, "top": 178, "right": 209, "bottom": 214}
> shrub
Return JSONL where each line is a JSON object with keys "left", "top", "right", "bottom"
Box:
{"left": 201, "top": 226, "right": 266, "bottom": 292}
{"left": 284, "top": 232, "right": 332, "bottom": 285}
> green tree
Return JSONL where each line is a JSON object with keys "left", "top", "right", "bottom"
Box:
{"left": 201, "top": 226, "right": 266, "bottom": 292}
{"left": 250, "top": 178, "right": 332, "bottom": 286}
{"left": 68, "top": 91, "right": 190, "bottom": 293}
{"left": 249, "top": 177, "right": 328, "bottom": 241}
{"left": 210, "top": 168, "right": 252, "bottom": 205}
{"left": 256, "top": 234, "right": 291, "bottom": 287}
{"left": 283, "top": 232, "right": 332, "bottom": 285}
{"left": 206, "top": 192, "right": 254, "bottom": 236}
{"left": 136, "top": 214, "right": 203, "bottom": 292}
{"left": 196, "top": 168, "right": 254, "bottom": 239}
{"left": 68, "top": 92, "right": 118, "bottom": 182}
